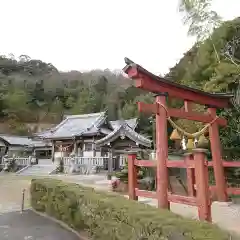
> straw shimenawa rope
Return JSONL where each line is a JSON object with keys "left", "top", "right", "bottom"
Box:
{"left": 158, "top": 103, "right": 219, "bottom": 139}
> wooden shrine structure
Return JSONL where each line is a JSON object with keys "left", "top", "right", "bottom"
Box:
{"left": 123, "top": 58, "right": 240, "bottom": 222}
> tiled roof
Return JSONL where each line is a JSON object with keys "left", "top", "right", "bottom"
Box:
{"left": 34, "top": 112, "right": 150, "bottom": 147}
{"left": 0, "top": 135, "right": 32, "bottom": 146}
{"left": 95, "top": 121, "right": 152, "bottom": 148}
{"left": 0, "top": 135, "right": 48, "bottom": 147}
{"left": 110, "top": 118, "right": 138, "bottom": 130}
{"left": 99, "top": 128, "right": 112, "bottom": 135}
{"left": 36, "top": 112, "right": 107, "bottom": 140}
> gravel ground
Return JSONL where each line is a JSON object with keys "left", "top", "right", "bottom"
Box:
{"left": 0, "top": 174, "right": 31, "bottom": 213}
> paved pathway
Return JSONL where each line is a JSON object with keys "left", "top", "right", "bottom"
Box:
{"left": 0, "top": 210, "right": 80, "bottom": 240}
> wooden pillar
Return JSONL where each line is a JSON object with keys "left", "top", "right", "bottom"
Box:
{"left": 108, "top": 149, "right": 113, "bottom": 174}
{"left": 156, "top": 93, "right": 169, "bottom": 209}
{"left": 80, "top": 139, "right": 84, "bottom": 157}
{"left": 184, "top": 101, "right": 196, "bottom": 197}
{"left": 208, "top": 108, "right": 228, "bottom": 202}
{"left": 73, "top": 139, "right": 77, "bottom": 155}
{"left": 51, "top": 141, "right": 55, "bottom": 163}
{"left": 128, "top": 153, "right": 138, "bottom": 200}
{"left": 184, "top": 152, "right": 196, "bottom": 197}
{"left": 193, "top": 148, "right": 211, "bottom": 222}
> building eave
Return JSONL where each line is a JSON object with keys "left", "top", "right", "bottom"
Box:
{"left": 95, "top": 124, "right": 152, "bottom": 148}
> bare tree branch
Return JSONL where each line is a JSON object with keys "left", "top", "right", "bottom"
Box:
{"left": 178, "top": 0, "right": 222, "bottom": 62}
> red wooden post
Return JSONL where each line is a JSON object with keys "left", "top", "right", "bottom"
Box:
{"left": 193, "top": 148, "right": 211, "bottom": 222}
{"left": 128, "top": 153, "right": 138, "bottom": 200}
{"left": 208, "top": 108, "right": 228, "bottom": 202}
{"left": 184, "top": 153, "right": 196, "bottom": 197}
{"left": 184, "top": 100, "right": 196, "bottom": 197}
{"left": 156, "top": 94, "right": 169, "bottom": 209}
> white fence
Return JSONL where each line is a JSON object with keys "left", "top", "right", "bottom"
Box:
{"left": 63, "top": 156, "right": 107, "bottom": 167}
{"left": 63, "top": 156, "right": 127, "bottom": 168}
{"left": 1, "top": 156, "right": 127, "bottom": 168}
{"left": 62, "top": 156, "right": 108, "bottom": 175}
{"left": 10, "top": 157, "right": 31, "bottom": 166}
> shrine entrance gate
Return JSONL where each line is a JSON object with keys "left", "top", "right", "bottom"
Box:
{"left": 123, "top": 58, "right": 240, "bottom": 222}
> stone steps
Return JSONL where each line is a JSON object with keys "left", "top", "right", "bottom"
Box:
{"left": 17, "top": 164, "right": 56, "bottom": 176}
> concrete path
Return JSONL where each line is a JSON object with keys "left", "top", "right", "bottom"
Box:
{"left": 0, "top": 210, "right": 80, "bottom": 240}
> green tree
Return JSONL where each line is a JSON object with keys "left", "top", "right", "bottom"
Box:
{"left": 3, "top": 90, "right": 30, "bottom": 121}
{"left": 170, "top": 15, "right": 240, "bottom": 150}
{"left": 70, "top": 87, "right": 95, "bottom": 115}
{"left": 49, "top": 97, "right": 64, "bottom": 123}
{"left": 65, "top": 96, "right": 75, "bottom": 109}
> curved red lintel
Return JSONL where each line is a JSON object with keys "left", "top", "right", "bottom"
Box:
{"left": 123, "top": 59, "right": 233, "bottom": 109}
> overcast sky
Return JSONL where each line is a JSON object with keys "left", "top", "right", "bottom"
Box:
{"left": 0, "top": 0, "right": 239, "bottom": 75}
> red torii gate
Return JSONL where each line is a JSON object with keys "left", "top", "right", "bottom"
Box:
{"left": 123, "top": 58, "right": 240, "bottom": 222}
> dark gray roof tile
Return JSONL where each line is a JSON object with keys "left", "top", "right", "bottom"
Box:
{"left": 0, "top": 135, "right": 32, "bottom": 146}
{"left": 0, "top": 135, "right": 49, "bottom": 147}
{"left": 110, "top": 118, "right": 138, "bottom": 130}
{"left": 37, "top": 112, "right": 106, "bottom": 139}
{"left": 95, "top": 122, "right": 152, "bottom": 148}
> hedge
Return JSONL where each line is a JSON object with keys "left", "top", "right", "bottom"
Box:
{"left": 30, "top": 178, "right": 237, "bottom": 240}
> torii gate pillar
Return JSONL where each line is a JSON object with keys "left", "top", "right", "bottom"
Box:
{"left": 156, "top": 94, "right": 169, "bottom": 209}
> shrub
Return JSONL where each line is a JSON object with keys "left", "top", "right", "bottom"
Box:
{"left": 30, "top": 178, "right": 237, "bottom": 240}
{"left": 115, "top": 161, "right": 145, "bottom": 184}
{"left": 55, "top": 159, "right": 64, "bottom": 173}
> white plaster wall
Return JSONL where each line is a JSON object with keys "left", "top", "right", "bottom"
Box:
{"left": 82, "top": 151, "right": 106, "bottom": 157}
{"left": 83, "top": 150, "right": 94, "bottom": 157}
{"left": 54, "top": 151, "right": 68, "bottom": 158}
{"left": 95, "top": 151, "right": 102, "bottom": 157}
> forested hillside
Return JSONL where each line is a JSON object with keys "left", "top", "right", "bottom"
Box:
{"left": 0, "top": 54, "right": 154, "bottom": 136}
